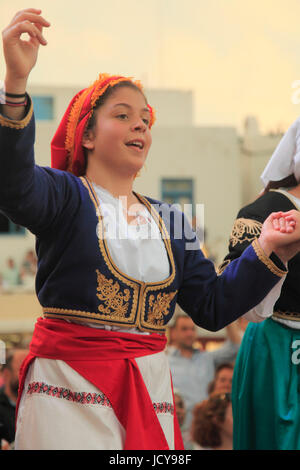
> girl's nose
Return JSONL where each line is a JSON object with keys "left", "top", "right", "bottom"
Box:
{"left": 131, "top": 117, "right": 147, "bottom": 132}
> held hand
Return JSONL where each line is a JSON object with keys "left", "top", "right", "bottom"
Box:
{"left": 2, "top": 9, "right": 50, "bottom": 90}
{"left": 271, "top": 212, "right": 296, "bottom": 233}
{"left": 259, "top": 210, "right": 300, "bottom": 262}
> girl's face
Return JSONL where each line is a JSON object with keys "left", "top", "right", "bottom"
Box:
{"left": 83, "top": 86, "right": 152, "bottom": 177}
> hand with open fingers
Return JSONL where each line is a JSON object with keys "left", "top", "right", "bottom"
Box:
{"left": 2, "top": 8, "right": 50, "bottom": 87}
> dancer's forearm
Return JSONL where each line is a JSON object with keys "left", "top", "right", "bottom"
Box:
{"left": 2, "top": 75, "right": 28, "bottom": 120}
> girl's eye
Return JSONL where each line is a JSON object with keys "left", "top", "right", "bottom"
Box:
{"left": 142, "top": 118, "right": 150, "bottom": 126}
{"left": 117, "top": 114, "right": 128, "bottom": 120}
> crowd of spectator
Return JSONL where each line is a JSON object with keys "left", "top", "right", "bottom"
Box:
{"left": 167, "top": 309, "right": 247, "bottom": 450}
{"left": 191, "top": 392, "right": 233, "bottom": 450}
{"left": 0, "top": 348, "right": 29, "bottom": 450}
{"left": 0, "top": 250, "right": 37, "bottom": 294}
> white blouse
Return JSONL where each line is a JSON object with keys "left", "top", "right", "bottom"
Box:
{"left": 80, "top": 182, "right": 170, "bottom": 333}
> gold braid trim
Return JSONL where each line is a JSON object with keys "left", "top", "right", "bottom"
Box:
{"left": 136, "top": 194, "right": 176, "bottom": 291}
{"left": 251, "top": 239, "right": 287, "bottom": 277}
{"left": 65, "top": 87, "right": 91, "bottom": 171}
{"left": 82, "top": 177, "right": 176, "bottom": 291}
{"left": 0, "top": 100, "right": 33, "bottom": 129}
{"left": 42, "top": 307, "right": 137, "bottom": 328}
{"left": 216, "top": 259, "right": 230, "bottom": 276}
{"left": 272, "top": 311, "right": 300, "bottom": 322}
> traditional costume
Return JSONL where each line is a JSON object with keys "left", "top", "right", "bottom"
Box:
{"left": 220, "top": 117, "right": 300, "bottom": 450}
{"left": 0, "top": 74, "right": 289, "bottom": 449}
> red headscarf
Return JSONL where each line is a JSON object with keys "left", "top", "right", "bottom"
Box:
{"left": 50, "top": 73, "right": 155, "bottom": 177}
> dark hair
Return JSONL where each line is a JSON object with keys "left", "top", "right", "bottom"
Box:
{"left": 215, "top": 362, "right": 234, "bottom": 374}
{"left": 261, "top": 174, "right": 298, "bottom": 196}
{"left": 191, "top": 393, "right": 232, "bottom": 448}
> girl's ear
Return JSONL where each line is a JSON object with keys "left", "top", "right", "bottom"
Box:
{"left": 82, "top": 129, "right": 95, "bottom": 151}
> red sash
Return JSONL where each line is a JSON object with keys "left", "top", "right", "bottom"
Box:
{"left": 17, "top": 317, "right": 184, "bottom": 450}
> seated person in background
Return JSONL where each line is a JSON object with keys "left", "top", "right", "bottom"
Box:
{"left": 0, "top": 349, "right": 29, "bottom": 449}
{"left": 191, "top": 392, "right": 233, "bottom": 450}
{"left": 2, "top": 258, "right": 20, "bottom": 288}
{"left": 19, "top": 249, "right": 37, "bottom": 291}
{"left": 20, "top": 249, "right": 37, "bottom": 278}
{"left": 173, "top": 389, "right": 186, "bottom": 431}
{"left": 0, "top": 273, "right": 7, "bottom": 294}
{"left": 207, "top": 363, "right": 234, "bottom": 395}
{"left": 167, "top": 313, "right": 240, "bottom": 446}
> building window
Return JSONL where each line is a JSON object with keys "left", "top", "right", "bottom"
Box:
{"left": 0, "top": 213, "right": 25, "bottom": 235}
{"left": 32, "top": 96, "right": 54, "bottom": 120}
{"left": 161, "top": 178, "right": 194, "bottom": 221}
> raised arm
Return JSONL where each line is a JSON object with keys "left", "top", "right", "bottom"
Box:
{"left": 0, "top": 10, "right": 82, "bottom": 236}
{"left": 2, "top": 8, "right": 50, "bottom": 118}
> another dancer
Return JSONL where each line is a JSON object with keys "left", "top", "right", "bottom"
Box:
{"left": 220, "top": 116, "right": 300, "bottom": 450}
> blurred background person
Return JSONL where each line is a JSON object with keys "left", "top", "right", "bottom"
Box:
{"left": 19, "top": 249, "right": 37, "bottom": 292}
{"left": 2, "top": 258, "right": 20, "bottom": 290}
{"left": 167, "top": 313, "right": 240, "bottom": 447}
{"left": 0, "top": 349, "right": 28, "bottom": 449}
{"left": 207, "top": 363, "right": 234, "bottom": 395}
{"left": 191, "top": 392, "right": 233, "bottom": 450}
{"left": 0, "top": 273, "right": 7, "bottom": 294}
{"left": 20, "top": 249, "right": 37, "bottom": 279}
{"left": 173, "top": 389, "right": 186, "bottom": 430}
{"left": 173, "top": 388, "right": 189, "bottom": 449}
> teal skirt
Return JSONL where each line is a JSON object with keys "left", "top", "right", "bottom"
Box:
{"left": 232, "top": 318, "right": 300, "bottom": 450}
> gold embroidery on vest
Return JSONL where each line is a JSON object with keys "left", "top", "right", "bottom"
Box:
{"left": 230, "top": 218, "right": 262, "bottom": 247}
{"left": 96, "top": 269, "right": 130, "bottom": 318}
{"left": 147, "top": 291, "right": 177, "bottom": 326}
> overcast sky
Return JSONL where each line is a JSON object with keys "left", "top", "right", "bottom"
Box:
{"left": 2, "top": 0, "right": 300, "bottom": 133}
